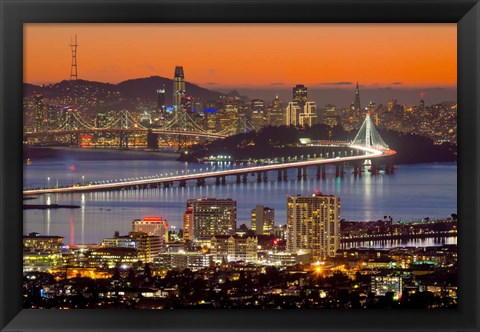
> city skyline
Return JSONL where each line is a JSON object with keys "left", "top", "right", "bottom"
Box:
{"left": 24, "top": 24, "right": 456, "bottom": 89}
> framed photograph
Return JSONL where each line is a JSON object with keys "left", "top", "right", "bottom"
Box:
{"left": 1, "top": 0, "right": 479, "bottom": 331}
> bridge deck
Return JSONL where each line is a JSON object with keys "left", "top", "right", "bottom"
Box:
{"left": 23, "top": 145, "right": 395, "bottom": 195}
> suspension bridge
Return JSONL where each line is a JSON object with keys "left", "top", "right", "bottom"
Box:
{"left": 23, "top": 112, "right": 396, "bottom": 195}
{"left": 25, "top": 108, "right": 253, "bottom": 149}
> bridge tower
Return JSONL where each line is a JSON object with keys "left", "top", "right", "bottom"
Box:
{"left": 119, "top": 110, "right": 129, "bottom": 149}
{"left": 70, "top": 34, "right": 78, "bottom": 81}
{"left": 352, "top": 111, "right": 389, "bottom": 166}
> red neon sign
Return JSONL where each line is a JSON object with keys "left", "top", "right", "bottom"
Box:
{"left": 143, "top": 216, "right": 163, "bottom": 221}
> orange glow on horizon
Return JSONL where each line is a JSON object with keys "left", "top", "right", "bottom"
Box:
{"left": 24, "top": 24, "right": 456, "bottom": 89}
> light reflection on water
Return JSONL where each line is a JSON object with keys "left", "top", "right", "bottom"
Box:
{"left": 341, "top": 236, "right": 457, "bottom": 249}
{"left": 23, "top": 153, "right": 457, "bottom": 245}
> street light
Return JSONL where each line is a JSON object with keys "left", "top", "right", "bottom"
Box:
{"left": 82, "top": 175, "right": 85, "bottom": 185}
{"left": 47, "top": 177, "right": 51, "bottom": 188}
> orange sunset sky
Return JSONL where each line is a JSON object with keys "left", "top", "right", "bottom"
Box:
{"left": 24, "top": 24, "right": 456, "bottom": 89}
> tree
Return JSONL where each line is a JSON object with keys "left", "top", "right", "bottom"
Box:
{"left": 143, "top": 263, "right": 152, "bottom": 279}
{"left": 238, "top": 224, "right": 249, "bottom": 233}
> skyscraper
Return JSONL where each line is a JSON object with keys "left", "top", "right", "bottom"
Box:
{"left": 352, "top": 82, "right": 361, "bottom": 113}
{"left": 286, "top": 101, "right": 301, "bottom": 127}
{"left": 187, "top": 198, "right": 237, "bottom": 242}
{"left": 286, "top": 192, "right": 341, "bottom": 261}
{"left": 173, "top": 66, "right": 186, "bottom": 112}
{"left": 156, "top": 86, "right": 166, "bottom": 121}
{"left": 251, "top": 99, "right": 266, "bottom": 130}
{"left": 299, "top": 101, "right": 318, "bottom": 127}
{"left": 293, "top": 84, "right": 308, "bottom": 109}
{"left": 268, "top": 94, "right": 284, "bottom": 126}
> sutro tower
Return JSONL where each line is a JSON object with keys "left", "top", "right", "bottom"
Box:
{"left": 70, "top": 34, "right": 78, "bottom": 80}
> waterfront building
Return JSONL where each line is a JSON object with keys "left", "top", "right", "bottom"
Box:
{"left": 173, "top": 66, "right": 186, "bottom": 112}
{"left": 286, "top": 192, "right": 341, "bottom": 261}
{"left": 187, "top": 198, "right": 237, "bottom": 242}
{"left": 210, "top": 235, "right": 258, "bottom": 263}
{"left": 251, "top": 205, "right": 275, "bottom": 235}
{"left": 24, "top": 232, "right": 63, "bottom": 254}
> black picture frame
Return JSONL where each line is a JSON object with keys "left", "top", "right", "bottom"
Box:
{"left": 1, "top": 0, "right": 479, "bottom": 331}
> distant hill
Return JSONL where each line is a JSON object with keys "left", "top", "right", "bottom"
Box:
{"left": 116, "top": 76, "right": 226, "bottom": 104}
{"left": 23, "top": 76, "right": 227, "bottom": 105}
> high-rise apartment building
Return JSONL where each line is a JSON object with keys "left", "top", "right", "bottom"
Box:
{"left": 187, "top": 198, "right": 237, "bottom": 242}
{"left": 251, "top": 205, "right": 275, "bottom": 235}
{"left": 286, "top": 192, "right": 341, "bottom": 261}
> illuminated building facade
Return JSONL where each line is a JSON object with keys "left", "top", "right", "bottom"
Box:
{"left": 89, "top": 247, "right": 138, "bottom": 268}
{"left": 251, "top": 205, "right": 275, "bottom": 235}
{"left": 173, "top": 66, "right": 186, "bottom": 111}
{"left": 299, "top": 101, "right": 318, "bottom": 127}
{"left": 23, "top": 232, "right": 64, "bottom": 272}
{"left": 132, "top": 216, "right": 169, "bottom": 243}
{"left": 286, "top": 101, "right": 301, "bottom": 126}
{"left": 182, "top": 207, "right": 194, "bottom": 241}
{"left": 268, "top": 94, "right": 284, "bottom": 126}
{"left": 286, "top": 192, "right": 341, "bottom": 261}
{"left": 155, "top": 252, "right": 213, "bottom": 271}
{"left": 324, "top": 104, "right": 338, "bottom": 127}
{"left": 293, "top": 84, "right": 308, "bottom": 109}
{"left": 187, "top": 198, "right": 237, "bottom": 242}
{"left": 251, "top": 98, "right": 266, "bottom": 130}
{"left": 210, "top": 235, "right": 258, "bottom": 263}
